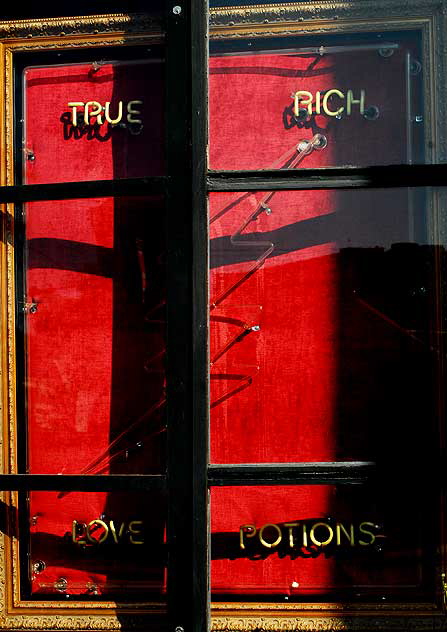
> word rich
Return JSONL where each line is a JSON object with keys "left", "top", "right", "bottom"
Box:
{"left": 292, "top": 89, "right": 366, "bottom": 118}
{"left": 72, "top": 519, "right": 144, "bottom": 545}
{"left": 240, "top": 520, "right": 379, "bottom": 550}
{"left": 67, "top": 100, "right": 143, "bottom": 127}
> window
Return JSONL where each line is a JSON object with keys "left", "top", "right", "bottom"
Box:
{"left": 0, "top": 7, "right": 195, "bottom": 631}
{"left": 0, "top": 2, "right": 446, "bottom": 632}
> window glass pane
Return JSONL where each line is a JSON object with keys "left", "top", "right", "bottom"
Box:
{"left": 209, "top": 31, "right": 424, "bottom": 169}
{"left": 211, "top": 483, "right": 437, "bottom": 600}
{"left": 22, "top": 52, "right": 164, "bottom": 184}
{"left": 19, "top": 196, "right": 165, "bottom": 474}
{"left": 20, "top": 490, "right": 166, "bottom": 600}
{"left": 209, "top": 188, "right": 441, "bottom": 463}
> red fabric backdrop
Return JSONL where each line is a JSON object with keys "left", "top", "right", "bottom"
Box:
{"left": 21, "top": 39, "right": 435, "bottom": 599}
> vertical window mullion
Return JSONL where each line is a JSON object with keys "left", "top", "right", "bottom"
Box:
{"left": 165, "top": 1, "right": 207, "bottom": 631}
{"left": 192, "top": 0, "right": 210, "bottom": 630}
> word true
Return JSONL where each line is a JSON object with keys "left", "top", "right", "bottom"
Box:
{"left": 240, "top": 521, "right": 379, "bottom": 550}
{"left": 67, "top": 100, "right": 143, "bottom": 127}
{"left": 72, "top": 519, "right": 144, "bottom": 545}
{"left": 292, "top": 89, "right": 366, "bottom": 118}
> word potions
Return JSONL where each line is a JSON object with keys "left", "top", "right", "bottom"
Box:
{"left": 240, "top": 520, "right": 380, "bottom": 550}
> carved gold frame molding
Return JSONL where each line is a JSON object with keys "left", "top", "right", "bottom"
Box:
{"left": 0, "top": 3, "right": 444, "bottom": 631}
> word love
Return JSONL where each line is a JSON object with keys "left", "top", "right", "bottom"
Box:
{"left": 240, "top": 520, "right": 379, "bottom": 550}
{"left": 67, "top": 100, "right": 143, "bottom": 126}
{"left": 292, "top": 89, "right": 366, "bottom": 118}
{"left": 72, "top": 519, "right": 144, "bottom": 545}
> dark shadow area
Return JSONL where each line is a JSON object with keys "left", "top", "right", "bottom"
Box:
{"left": 60, "top": 114, "right": 114, "bottom": 142}
{"left": 210, "top": 64, "right": 337, "bottom": 78}
{"left": 27, "top": 238, "right": 114, "bottom": 276}
{"left": 0, "top": 500, "right": 18, "bottom": 538}
{"left": 209, "top": 235, "right": 442, "bottom": 602}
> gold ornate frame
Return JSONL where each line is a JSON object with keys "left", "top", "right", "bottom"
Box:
{"left": 0, "top": 2, "right": 445, "bottom": 630}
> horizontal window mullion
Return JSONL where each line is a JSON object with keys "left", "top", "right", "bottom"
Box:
{"left": 208, "top": 462, "right": 375, "bottom": 486}
{"left": 0, "top": 473, "right": 166, "bottom": 492}
{"left": 207, "top": 163, "right": 447, "bottom": 192}
{"left": 0, "top": 176, "right": 168, "bottom": 203}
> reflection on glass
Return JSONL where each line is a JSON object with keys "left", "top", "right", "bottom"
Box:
{"left": 210, "top": 188, "right": 441, "bottom": 464}
{"left": 209, "top": 32, "right": 424, "bottom": 169}
{"left": 22, "top": 196, "right": 166, "bottom": 474}
{"left": 24, "top": 491, "right": 166, "bottom": 599}
{"left": 211, "top": 484, "right": 436, "bottom": 599}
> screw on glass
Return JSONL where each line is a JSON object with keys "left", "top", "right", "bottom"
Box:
{"left": 54, "top": 577, "right": 68, "bottom": 592}
{"left": 23, "top": 301, "right": 38, "bottom": 314}
{"left": 363, "top": 105, "right": 380, "bottom": 121}
{"left": 410, "top": 59, "right": 422, "bottom": 75}
{"left": 32, "top": 560, "right": 46, "bottom": 574}
{"left": 378, "top": 46, "right": 394, "bottom": 58}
